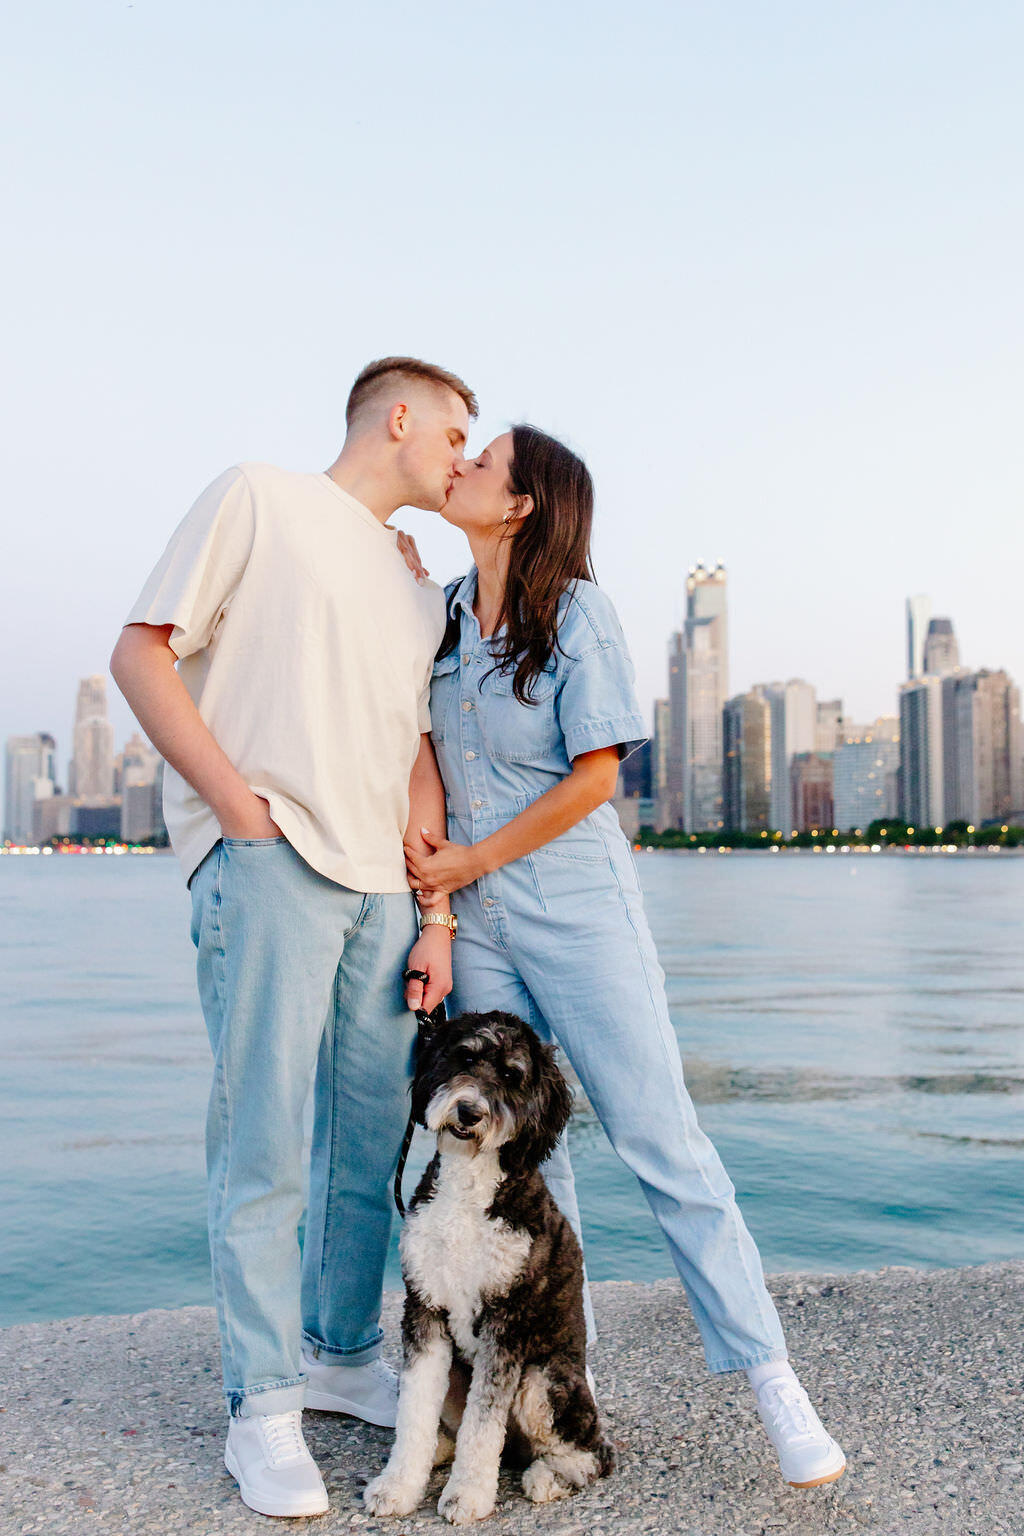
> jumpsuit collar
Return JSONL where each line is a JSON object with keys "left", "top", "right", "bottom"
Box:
{"left": 451, "top": 567, "right": 499, "bottom": 649}
{"left": 451, "top": 567, "right": 479, "bottom": 624}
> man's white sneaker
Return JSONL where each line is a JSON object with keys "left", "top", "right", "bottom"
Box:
{"left": 754, "top": 1377, "right": 846, "bottom": 1488}
{"left": 302, "top": 1350, "right": 399, "bottom": 1428}
{"left": 224, "top": 1409, "right": 329, "bottom": 1518}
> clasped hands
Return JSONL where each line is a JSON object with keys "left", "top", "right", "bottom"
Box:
{"left": 404, "top": 826, "right": 484, "bottom": 903}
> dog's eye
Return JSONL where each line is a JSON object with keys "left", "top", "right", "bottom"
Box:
{"left": 501, "top": 1063, "right": 525, "bottom": 1085}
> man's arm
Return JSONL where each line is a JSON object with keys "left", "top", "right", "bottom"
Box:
{"left": 110, "top": 623, "right": 280, "bottom": 839}
{"left": 402, "top": 734, "right": 452, "bottom": 1014}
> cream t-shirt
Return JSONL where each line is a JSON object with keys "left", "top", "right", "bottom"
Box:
{"left": 125, "top": 463, "right": 446, "bottom": 890}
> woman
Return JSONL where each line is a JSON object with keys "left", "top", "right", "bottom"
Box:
{"left": 404, "top": 425, "right": 846, "bottom": 1490}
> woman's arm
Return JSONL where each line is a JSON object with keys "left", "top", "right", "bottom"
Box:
{"left": 404, "top": 745, "right": 621, "bottom": 900}
{"left": 402, "top": 734, "right": 453, "bottom": 1012}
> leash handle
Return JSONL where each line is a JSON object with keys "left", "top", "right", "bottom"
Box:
{"left": 394, "top": 970, "right": 446, "bottom": 1219}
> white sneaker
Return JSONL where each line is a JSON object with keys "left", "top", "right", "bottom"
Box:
{"left": 224, "top": 1409, "right": 329, "bottom": 1517}
{"left": 755, "top": 1378, "right": 846, "bottom": 1488}
{"left": 302, "top": 1349, "right": 399, "bottom": 1428}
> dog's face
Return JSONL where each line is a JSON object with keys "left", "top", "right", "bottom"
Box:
{"left": 411, "top": 1011, "right": 573, "bottom": 1172}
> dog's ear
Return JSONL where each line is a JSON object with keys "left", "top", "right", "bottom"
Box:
{"left": 500, "top": 1040, "right": 573, "bottom": 1173}
{"left": 409, "top": 1013, "right": 461, "bottom": 1127}
{"left": 534, "top": 1041, "right": 574, "bottom": 1154}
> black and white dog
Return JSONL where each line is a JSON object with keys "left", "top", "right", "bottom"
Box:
{"left": 364, "top": 1011, "right": 615, "bottom": 1525}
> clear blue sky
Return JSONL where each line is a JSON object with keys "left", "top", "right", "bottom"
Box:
{"left": 3, "top": 1, "right": 1022, "bottom": 770}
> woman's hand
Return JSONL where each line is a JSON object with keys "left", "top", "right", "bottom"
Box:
{"left": 405, "top": 827, "right": 483, "bottom": 899}
{"left": 403, "top": 924, "right": 452, "bottom": 1014}
{"left": 396, "top": 530, "right": 428, "bottom": 583}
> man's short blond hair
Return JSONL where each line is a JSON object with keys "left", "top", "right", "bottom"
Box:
{"left": 346, "top": 356, "right": 478, "bottom": 428}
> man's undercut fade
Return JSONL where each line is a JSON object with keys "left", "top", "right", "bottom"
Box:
{"left": 345, "top": 356, "right": 479, "bottom": 428}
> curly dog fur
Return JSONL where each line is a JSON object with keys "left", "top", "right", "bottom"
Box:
{"left": 364, "top": 1010, "right": 615, "bottom": 1524}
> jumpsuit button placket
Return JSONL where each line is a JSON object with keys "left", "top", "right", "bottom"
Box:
{"left": 456, "top": 652, "right": 501, "bottom": 935}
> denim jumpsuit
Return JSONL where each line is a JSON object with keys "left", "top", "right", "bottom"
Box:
{"left": 431, "top": 572, "right": 787, "bottom": 1374}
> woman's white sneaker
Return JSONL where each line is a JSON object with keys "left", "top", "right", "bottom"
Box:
{"left": 301, "top": 1350, "right": 399, "bottom": 1427}
{"left": 754, "top": 1378, "right": 846, "bottom": 1488}
{"left": 224, "top": 1409, "right": 329, "bottom": 1517}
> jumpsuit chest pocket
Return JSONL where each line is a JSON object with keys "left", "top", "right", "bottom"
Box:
{"left": 481, "top": 665, "right": 562, "bottom": 763}
{"left": 429, "top": 654, "right": 461, "bottom": 744}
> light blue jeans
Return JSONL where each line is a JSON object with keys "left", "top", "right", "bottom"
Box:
{"left": 448, "top": 821, "right": 788, "bottom": 1374}
{"left": 189, "top": 837, "right": 419, "bottom": 1417}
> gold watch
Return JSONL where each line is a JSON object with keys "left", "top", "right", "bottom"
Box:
{"left": 419, "top": 912, "right": 458, "bottom": 938}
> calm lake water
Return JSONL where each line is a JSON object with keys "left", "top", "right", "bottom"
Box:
{"left": 1, "top": 852, "right": 1021, "bottom": 1327}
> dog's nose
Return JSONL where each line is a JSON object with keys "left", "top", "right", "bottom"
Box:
{"left": 457, "top": 1103, "right": 483, "bottom": 1128}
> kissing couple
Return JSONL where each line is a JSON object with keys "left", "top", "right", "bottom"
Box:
{"left": 112, "top": 355, "right": 845, "bottom": 1518}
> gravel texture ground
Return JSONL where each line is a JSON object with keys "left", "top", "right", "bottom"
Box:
{"left": 1, "top": 1263, "right": 1021, "bottom": 1536}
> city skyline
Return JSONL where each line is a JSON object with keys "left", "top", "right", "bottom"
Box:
{"left": 5, "top": 577, "right": 1021, "bottom": 845}
{"left": 3, "top": 675, "right": 164, "bottom": 846}
{"left": 623, "top": 579, "right": 1022, "bottom": 839}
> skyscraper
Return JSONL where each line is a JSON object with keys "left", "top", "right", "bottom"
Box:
{"left": 681, "top": 561, "right": 728, "bottom": 831}
{"left": 815, "top": 699, "right": 844, "bottom": 753}
{"left": 663, "top": 631, "right": 685, "bottom": 829}
{"left": 922, "top": 618, "right": 960, "bottom": 678}
{"left": 906, "top": 594, "right": 931, "bottom": 680}
{"left": 651, "top": 698, "right": 671, "bottom": 828}
{"left": 790, "top": 753, "right": 834, "bottom": 833}
{"left": 899, "top": 677, "right": 945, "bottom": 826}
{"left": 757, "top": 680, "right": 817, "bottom": 832}
{"left": 722, "top": 691, "right": 771, "bottom": 832}
{"left": 3, "top": 733, "right": 57, "bottom": 843}
{"left": 119, "top": 731, "right": 163, "bottom": 842}
{"left": 70, "top": 675, "right": 115, "bottom": 799}
{"left": 834, "top": 718, "right": 900, "bottom": 832}
{"left": 942, "top": 670, "right": 1022, "bottom": 825}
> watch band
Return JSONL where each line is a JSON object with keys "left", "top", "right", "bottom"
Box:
{"left": 419, "top": 911, "right": 458, "bottom": 938}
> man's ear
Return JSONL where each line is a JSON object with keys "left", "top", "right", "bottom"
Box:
{"left": 387, "top": 401, "right": 410, "bottom": 441}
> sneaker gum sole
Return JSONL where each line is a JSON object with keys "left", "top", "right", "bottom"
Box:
{"left": 787, "top": 1461, "right": 846, "bottom": 1490}
{"left": 224, "top": 1447, "right": 329, "bottom": 1518}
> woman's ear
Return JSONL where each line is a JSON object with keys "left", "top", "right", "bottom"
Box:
{"left": 504, "top": 493, "right": 534, "bottom": 525}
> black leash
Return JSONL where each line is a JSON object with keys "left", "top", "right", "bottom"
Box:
{"left": 394, "top": 970, "right": 446, "bottom": 1219}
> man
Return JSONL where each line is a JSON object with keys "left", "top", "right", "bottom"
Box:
{"left": 111, "top": 357, "right": 473, "bottom": 1518}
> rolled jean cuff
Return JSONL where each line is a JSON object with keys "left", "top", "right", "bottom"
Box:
{"left": 706, "top": 1346, "right": 789, "bottom": 1376}
{"left": 229, "top": 1376, "right": 306, "bottom": 1418}
{"left": 301, "top": 1327, "right": 383, "bottom": 1367}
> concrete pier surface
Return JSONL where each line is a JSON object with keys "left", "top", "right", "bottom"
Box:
{"left": 1, "top": 1262, "right": 1021, "bottom": 1536}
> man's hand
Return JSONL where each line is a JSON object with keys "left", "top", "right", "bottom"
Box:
{"left": 405, "top": 827, "right": 482, "bottom": 900}
{"left": 219, "top": 792, "right": 283, "bottom": 841}
{"left": 396, "top": 530, "right": 428, "bottom": 584}
{"left": 404, "top": 925, "right": 452, "bottom": 1014}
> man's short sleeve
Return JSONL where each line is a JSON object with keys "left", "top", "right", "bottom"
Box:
{"left": 556, "top": 590, "right": 648, "bottom": 762}
{"left": 123, "top": 468, "right": 255, "bottom": 660}
{"left": 417, "top": 670, "right": 433, "bottom": 734}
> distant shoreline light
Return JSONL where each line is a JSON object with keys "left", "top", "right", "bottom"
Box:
{"left": 0, "top": 843, "right": 161, "bottom": 856}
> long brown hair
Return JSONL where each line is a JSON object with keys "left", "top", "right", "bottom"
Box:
{"left": 438, "top": 425, "right": 596, "bottom": 703}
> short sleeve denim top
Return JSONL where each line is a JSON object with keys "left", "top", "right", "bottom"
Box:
{"left": 430, "top": 570, "right": 647, "bottom": 838}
